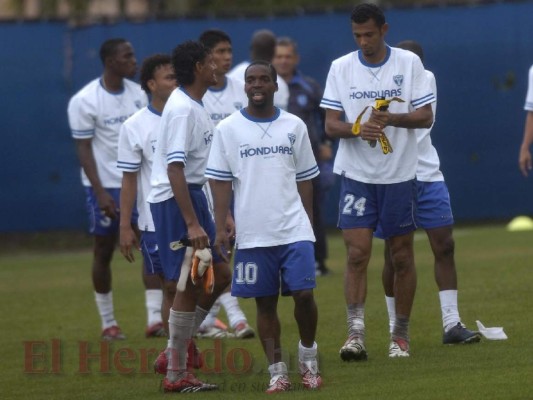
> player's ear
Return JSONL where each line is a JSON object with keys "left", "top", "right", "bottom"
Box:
{"left": 381, "top": 22, "right": 389, "bottom": 36}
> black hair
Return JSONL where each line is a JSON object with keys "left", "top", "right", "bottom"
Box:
{"left": 140, "top": 53, "right": 172, "bottom": 94}
{"left": 99, "top": 38, "right": 128, "bottom": 65}
{"left": 171, "top": 40, "right": 209, "bottom": 86}
{"left": 245, "top": 60, "right": 277, "bottom": 83}
{"left": 351, "top": 3, "right": 386, "bottom": 27}
{"left": 250, "top": 29, "right": 276, "bottom": 62}
{"left": 199, "top": 29, "right": 231, "bottom": 50}
{"left": 396, "top": 40, "right": 424, "bottom": 63}
{"left": 276, "top": 36, "right": 298, "bottom": 55}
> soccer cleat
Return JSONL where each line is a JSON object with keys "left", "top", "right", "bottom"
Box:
{"left": 162, "top": 373, "right": 218, "bottom": 393}
{"left": 153, "top": 341, "right": 203, "bottom": 375}
{"left": 197, "top": 325, "right": 235, "bottom": 339}
{"left": 299, "top": 360, "right": 322, "bottom": 390}
{"left": 234, "top": 322, "right": 255, "bottom": 339}
{"left": 101, "top": 325, "right": 126, "bottom": 341}
{"left": 265, "top": 374, "right": 291, "bottom": 394}
{"left": 389, "top": 338, "right": 410, "bottom": 358}
{"left": 145, "top": 322, "right": 166, "bottom": 338}
{"left": 443, "top": 322, "right": 482, "bottom": 345}
{"left": 339, "top": 336, "right": 368, "bottom": 361}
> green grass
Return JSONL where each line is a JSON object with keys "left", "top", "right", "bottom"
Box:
{"left": 1, "top": 225, "right": 532, "bottom": 399}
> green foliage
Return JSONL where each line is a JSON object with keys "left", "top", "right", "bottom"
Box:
{"left": 1, "top": 225, "right": 532, "bottom": 399}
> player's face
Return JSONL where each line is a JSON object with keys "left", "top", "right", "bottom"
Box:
{"left": 111, "top": 42, "right": 138, "bottom": 79}
{"left": 149, "top": 63, "right": 177, "bottom": 103}
{"left": 352, "top": 19, "right": 388, "bottom": 62}
{"left": 244, "top": 64, "right": 278, "bottom": 108}
{"left": 272, "top": 44, "right": 299, "bottom": 80}
{"left": 211, "top": 41, "right": 233, "bottom": 75}
{"left": 199, "top": 53, "right": 218, "bottom": 87}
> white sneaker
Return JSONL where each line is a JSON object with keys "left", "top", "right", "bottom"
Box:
{"left": 388, "top": 338, "right": 410, "bottom": 358}
{"left": 339, "top": 336, "right": 368, "bottom": 361}
{"left": 266, "top": 374, "right": 291, "bottom": 393}
{"left": 234, "top": 322, "right": 255, "bottom": 339}
{"left": 299, "top": 360, "right": 322, "bottom": 389}
{"left": 197, "top": 326, "right": 235, "bottom": 339}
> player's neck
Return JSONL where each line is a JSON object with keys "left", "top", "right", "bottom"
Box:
{"left": 101, "top": 72, "right": 124, "bottom": 92}
{"left": 211, "top": 74, "right": 226, "bottom": 89}
{"left": 182, "top": 82, "right": 208, "bottom": 102}
{"left": 246, "top": 104, "right": 276, "bottom": 119}
{"left": 150, "top": 97, "right": 165, "bottom": 113}
{"left": 361, "top": 45, "right": 387, "bottom": 65}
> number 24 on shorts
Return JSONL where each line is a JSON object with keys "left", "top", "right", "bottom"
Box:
{"left": 342, "top": 194, "right": 367, "bottom": 216}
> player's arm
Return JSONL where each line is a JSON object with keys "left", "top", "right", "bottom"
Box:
{"left": 211, "top": 179, "right": 233, "bottom": 263}
{"left": 324, "top": 109, "right": 358, "bottom": 139}
{"left": 519, "top": 111, "right": 533, "bottom": 177}
{"left": 119, "top": 171, "right": 139, "bottom": 262}
{"left": 370, "top": 103, "right": 433, "bottom": 130}
{"left": 167, "top": 162, "right": 209, "bottom": 249}
{"left": 297, "top": 179, "right": 314, "bottom": 226}
{"left": 75, "top": 138, "right": 117, "bottom": 219}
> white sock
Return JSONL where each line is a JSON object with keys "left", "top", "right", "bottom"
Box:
{"left": 199, "top": 300, "right": 220, "bottom": 331}
{"left": 94, "top": 291, "right": 117, "bottom": 330}
{"left": 167, "top": 309, "right": 195, "bottom": 381}
{"left": 385, "top": 296, "right": 396, "bottom": 334}
{"left": 145, "top": 289, "right": 163, "bottom": 326}
{"left": 194, "top": 306, "right": 209, "bottom": 335}
{"left": 219, "top": 292, "right": 247, "bottom": 328}
{"left": 298, "top": 341, "right": 318, "bottom": 362}
{"left": 268, "top": 361, "right": 288, "bottom": 377}
{"left": 439, "top": 290, "right": 461, "bottom": 331}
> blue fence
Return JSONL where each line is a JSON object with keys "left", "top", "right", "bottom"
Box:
{"left": 1, "top": 2, "right": 533, "bottom": 232}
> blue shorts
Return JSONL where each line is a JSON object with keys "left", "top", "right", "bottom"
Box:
{"left": 150, "top": 185, "right": 220, "bottom": 281}
{"left": 231, "top": 241, "right": 316, "bottom": 298}
{"left": 140, "top": 231, "right": 163, "bottom": 276}
{"left": 85, "top": 187, "right": 138, "bottom": 236}
{"left": 338, "top": 176, "right": 417, "bottom": 239}
{"left": 415, "top": 181, "right": 454, "bottom": 229}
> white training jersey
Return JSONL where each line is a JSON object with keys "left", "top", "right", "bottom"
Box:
{"left": 321, "top": 46, "right": 435, "bottom": 184}
{"left": 416, "top": 70, "right": 444, "bottom": 182}
{"left": 228, "top": 60, "right": 290, "bottom": 110}
{"left": 524, "top": 65, "right": 533, "bottom": 111}
{"left": 206, "top": 108, "right": 319, "bottom": 249}
{"left": 203, "top": 76, "right": 247, "bottom": 126}
{"left": 67, "top": 78, "right": 147, "bottom": 187}
{"left": 117, "top": 105, "right": 161, "bottom": 232}
{"left": 148, "top": 87, "right": 215, "bottom": 204}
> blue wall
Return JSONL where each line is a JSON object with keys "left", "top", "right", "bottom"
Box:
{"left": 1, "top": 2, "right": 533, "bottom": 232}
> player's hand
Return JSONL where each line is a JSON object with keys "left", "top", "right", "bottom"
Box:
{"left": 187, "top": 223, "right": 209, "bottom": 250}
{"left": 225, "top": 213, "right": 236, "bottom": 241}
{"left": 370, "top": 108, "right": 391, "bottom": 127}
{"left": 359, "top": 120, "right": 383, "bottom": 141}
{"left": 519, "top": 147, "right": 532, "bottom": 177}
{"left": 214, "top": 228, "right": 231, "bottom": 263}
{"left": 96, "top": 191, "right": 118, "bottom": 219}
{"left": 119, "top": 226, "right": 139, "bottom": 263}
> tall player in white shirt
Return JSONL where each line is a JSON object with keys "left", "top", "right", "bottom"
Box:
{"left": 320, "top": 4, "right": 435, "bottom": 359}
{"left": 67, "top": 38, "right": 147, "bottom": 341}
{"left": 117, "top": 54, "right": 178, "bottom": 339}
{"left": 379, "top": 41, "right": 481, "bottom": 345}
{"left": 519, "top": 64, "right": 533, "bottom": 176}
{"left": 207, "top": 61, "right": 322, "bottom": 393}
{"left": 147, "top": 40, "right": 231, "bottom": 393}
{"left": 227, "top": 29, "right": 289, "bottom": 110}
{"left": 198, "top": 29, "right": 255, "bottom": 340}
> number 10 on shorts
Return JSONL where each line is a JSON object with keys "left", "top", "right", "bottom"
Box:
{"left": 234, "top": 262, "right": 258, "bottom": 284}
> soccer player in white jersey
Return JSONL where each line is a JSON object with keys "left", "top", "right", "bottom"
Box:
{"left": 320, "top": 3, "right": 435, "bottom": 359}
{"left": 117, "top": 54, "right": 177, "bottom": 340}
{"left": 519, "top": 64, "right": 533, "bottom": 177}
{"left": 67, "top": 38, "right": 147, "bottom": 341}
{"left": 378, "top": 40, "right": 481, "bottom": 345}
{"left": 197, "top": 28, "right": 255, "bottom": 340}
{"left": 227, "top": 29, "right": 289, "bottom": 110}
{"left": 147, "top": 40, "right": 231, "bottom": 393}
{"left": 207, "top": 61, "right": 322, "bottom": 393}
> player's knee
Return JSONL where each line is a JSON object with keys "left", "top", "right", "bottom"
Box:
{"left": 292, "top": 289, "right": 315, "bottom": 308}
{"left": 434, "top": 236, "right": 455, "bottom": 261}
{"left": 390, "top": 248, "right": 414, "bottom": 274}
{"left": 346, "top": 245, "right": 370, "bottom": 270}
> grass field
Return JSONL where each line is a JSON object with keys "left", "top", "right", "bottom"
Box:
{"left": 1, "top": 224, "right": 532, "bottom": 399}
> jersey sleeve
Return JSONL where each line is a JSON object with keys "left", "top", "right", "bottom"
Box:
{"left": 294, "top": 120, "right": 320, "bottom": 182}
{"left": 524, "top": 65, "right": 533, "bottom": 111}
{"left": 410, "top": 56, "right": 436, "bottom": 110}
{"left": 67, "top": 94, "right": 96, "bottom": 139}
{"left": 206, "top": 126, "right": 233, "bottom": 181}
{"left": 117, "top": 121, "right": 142, "bottom": 172}
{"left": 320, "top": 62, "right": 344, "bottom": 112}
{"left": 165, "top": 112, "right": 192, "bottom": 166}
